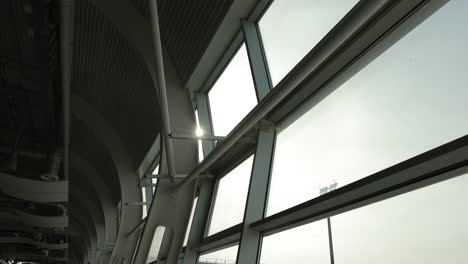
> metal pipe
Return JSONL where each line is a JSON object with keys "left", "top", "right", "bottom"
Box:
{"left": 174, "top": 0, "right": 390, "bottom": 190}
{"left": 148, "top": 0, "right": 177, "bottom": 179}
{"left": 60, "top": 0, "right": 74, "bottom": 181}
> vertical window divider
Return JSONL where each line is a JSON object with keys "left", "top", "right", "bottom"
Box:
{"left": 182, "top": 94, "right": 216, "bottom": 264}
{"left": 237, "top": 19, "right": 275, "bottom": 264}
{"left": 242, "top": 19, "right": 273, "bottom": 101}
{"left": 327, "top": 217, "right": 335, "bottom": 264}
{"left": 236, "top": 128, "right": 275, "bottom": 264}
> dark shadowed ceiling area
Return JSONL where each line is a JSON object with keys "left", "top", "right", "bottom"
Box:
{"left": 0, "top": 0, "right": 235, "bottom": 262}
{"left": 131, "top": 0, "right": 234, "bottom": 82}
{"left": 0, "top": 0, "right": 67, "bottom": 263}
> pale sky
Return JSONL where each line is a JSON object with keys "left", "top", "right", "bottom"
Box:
{"left": 157, "top": 0, "right": 468, "bottom": 262}
{"left": 208, "top": 44, "right": 258, "bottom": 137}
{"left": 208, "top": 156, "right": 253, "bottom": 236}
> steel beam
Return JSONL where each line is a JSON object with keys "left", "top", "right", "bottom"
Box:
{"left": 236, "top": 129, "right": 275, "bottom": 264}
{"left": 182, "top": 94, "right": 216, "bottom": 264}
{"left": 149, "top": 0, "right": 177, "bottom": 179}
{"left": 236, "top": 17, "right": 275, "bottom": 263}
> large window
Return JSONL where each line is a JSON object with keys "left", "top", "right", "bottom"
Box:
{"left": 267, "top": 0, "right": 468, "bottom": 215}
{"left": 207, "top": 156, "right": 253, "bottom": 235}
{"left": 259, "top": 0, "right": 359, "bottom": 86}
{"left": 208, "top": 44, "right": 257, "bottom": 136}
{"left": 198, "top": 245, "right": 238, "bottom": 264}
{"left": 332, "top": 172, "right": 468, "bottom": 264}
{"left": 260, "top": 219, "right": 330, "bottom": 264}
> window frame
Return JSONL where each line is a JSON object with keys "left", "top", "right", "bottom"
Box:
{"left": 181, "top": 1, "right": 468, "bottom": 264}
{"left": 253, "top": 0, "right": 462, "bottom": 232}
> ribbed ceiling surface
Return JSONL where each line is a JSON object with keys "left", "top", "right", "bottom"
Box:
{"left": 72, "top": 0, "right": 161, "bottom": 169}
{"left": 131, "top": 0, "right": 234, "bottom": 82}
{"left": 70, "top": 117, "right": 120, "bottom": 204}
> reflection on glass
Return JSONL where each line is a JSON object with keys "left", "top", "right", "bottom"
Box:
{"left": 259, "top": 0, "right": 359, "bottom": 86}
{"left": 208, "top": 156, "right": 253, "bottom": 235}
{"left": 195, "top": 110, "right": 204, "bottom": 162}
{"left": 208, "top": 44, "right": 257, "bottom": 136}
{"left": 267, "top": 0, "right": 468, "bottom": 215}
{"left": 260, "top": 219, "right": 330, "bottom": 264}
{"left": 332, "top": 173, "right": 468, "bottom": 263}
{"left": 198, "top": 245, "right": 238, "bottom": 264}
{"left": 183, "top": 197, "right": 198, "bottom": 246}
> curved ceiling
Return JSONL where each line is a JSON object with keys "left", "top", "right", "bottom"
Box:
{"left": 131, "top": 0, "right": 234, "bottom": 82}
{"left": 1, "top": 0, "right": 235, "bottom": 262}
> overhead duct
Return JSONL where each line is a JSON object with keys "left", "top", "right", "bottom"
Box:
{"left": 40, "top": 151, "right": 62, "bottom": 182}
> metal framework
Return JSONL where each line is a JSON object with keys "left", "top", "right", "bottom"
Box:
{"left": 135, "top": 0, "right": 468, "bottom": 263}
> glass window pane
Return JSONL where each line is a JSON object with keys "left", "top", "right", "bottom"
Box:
{"left": 260, "top": 219, "right": 330, "bottom": 264}
{"left": 267, "top": 0, "right": 468, "bottom": 216}
{"left": 195, "top": 110, "right": 204, "bottom": 162}
{"left": 259, "top": 0, "right": 359, "bottom": 86}
{"left": 198, "top": 245, "right": 238, "bottom": 264}
{"left": 141, "top": 187, "right": 147, "bottom": 219}
{"left": 208, "top": 44, "right": 257, "bottom": 136}
{"left": 208, "top": 156, "right": 253, "bottom": 235}
{"left": 332, "top": 173, "right": 468, "bottom": 264}
{"left": 183, "top": 197, "right": 198, "bottom": 247}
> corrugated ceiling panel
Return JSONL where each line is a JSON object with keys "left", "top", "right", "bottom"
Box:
{"left": 131, "top": 0, "right": 234, "bottom": 82}
{"left": 70, "top": 117, "right": 120, "bottom": 204}
{"left": 72, "top": 0, "right": 161, "bottom": 168}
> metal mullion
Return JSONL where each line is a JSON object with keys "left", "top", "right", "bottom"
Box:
{"left": 182, "top": 179, "right": 215, "bottom": 264}
{"left": 327, "top": 217, "right": 335, "bottom": 264}
{"left": 196, "top": 93, "right": 215, "bottom": 156}
{"left": 195, "top": 92, "right": 218, "bottom": 238}
{"left": 182, "top": 94, "right": 216, "bottom": 264}
{"left": 242, "top": 20, "right": 272, "bottom": 101}
{"left": 235, "top": 15, "right": 275, "bottom": 264}
{"left": 236, "top": 129, "right": 275, "bottom": 264}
